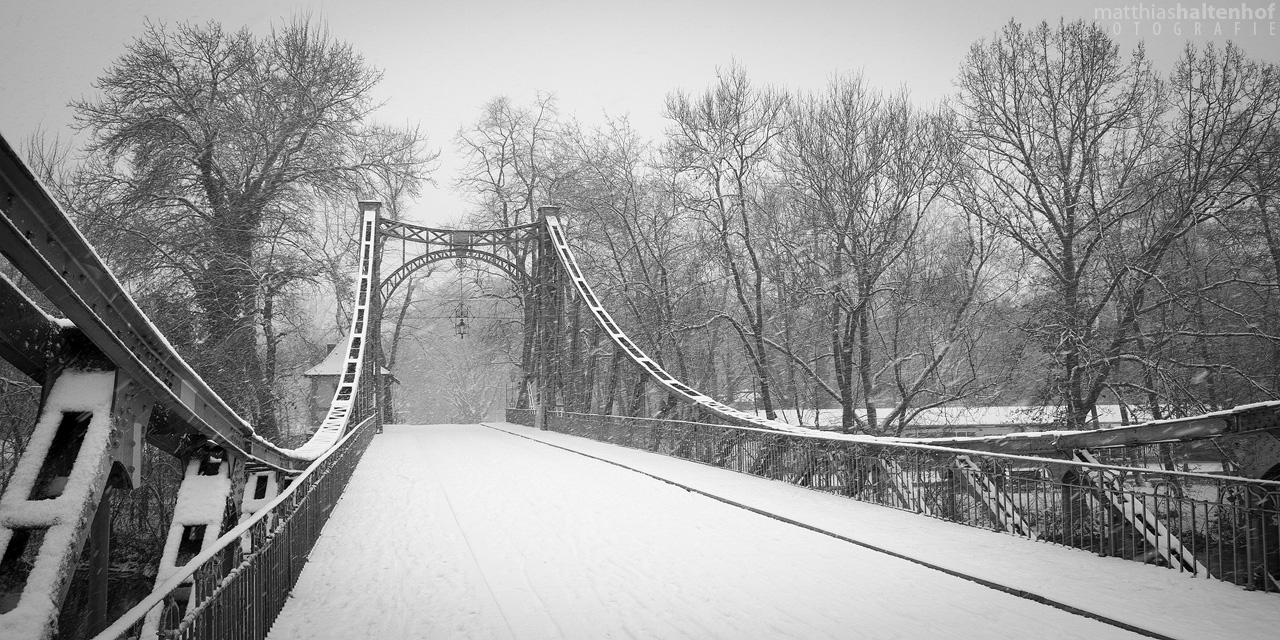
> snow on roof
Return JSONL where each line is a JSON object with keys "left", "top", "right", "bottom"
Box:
{"left": 303, "top": 338, "right": 393, "bottom": 377}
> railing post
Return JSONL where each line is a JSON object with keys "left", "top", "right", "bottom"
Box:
{"left": 1246, "top": 487, "right": 1258, "bottom": 590}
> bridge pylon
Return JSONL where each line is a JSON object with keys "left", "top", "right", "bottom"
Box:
{"left": 372, "top": 205, "right": 577, "bottom": 424}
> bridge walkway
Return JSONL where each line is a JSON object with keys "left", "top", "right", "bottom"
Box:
{"left": 266, "top": 424, "right": 1276, "bottom": 640}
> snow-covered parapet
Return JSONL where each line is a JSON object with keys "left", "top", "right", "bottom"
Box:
{"left": 138, "top": 456, "right": 234, "bottom": 640}
{"left": 0, "top": 371, "right": 116, "bottom": 640}
{"left": 154, "top": 460, "right": 232, "bottom": 585}
{"left": 239, "top": 471, "right": 279, "bottom": 520}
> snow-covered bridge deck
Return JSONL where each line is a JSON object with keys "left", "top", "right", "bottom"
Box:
{"left": 266, "top": 423, "right": 1276, "bottom": 640}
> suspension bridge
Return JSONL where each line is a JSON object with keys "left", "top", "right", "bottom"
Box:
{"left": 0, "top": 131, "right": 1278, "bottom": 639}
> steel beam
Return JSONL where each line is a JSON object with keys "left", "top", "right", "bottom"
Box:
{"left": 377, "top": 218, "right": 540, "bottom": 248}
{"left": 901, "top": 404, "right": 1280, "bottom": 456}
{"left": 0, "top": 134, "right": 299, "bottom": 472}
{"left": 380, "top": 248, "right": 529, "bottom": 302}
{"left": 139, "top": 451, "right": 239, "bottom": 640}
{"left": 872, "top": 457, "right": 936, "bottom": 516}
{"left": 86, "top": 488, "right": 111, "bottom": 637}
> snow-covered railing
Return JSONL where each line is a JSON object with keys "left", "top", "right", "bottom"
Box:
{"left": 91, "top": 412, "right": 380, "bottom": 640}
{"left": 534, "top": 212, "right": 1280, "bottom": 594}
{"left": 280, "top": 203, "right": 383, "bottom": 462}
{"left": 512, "top": 409, "right": 1280, "bottom": 595}
{"left": 542, "top": 215, "right": 816, "bottom": 435}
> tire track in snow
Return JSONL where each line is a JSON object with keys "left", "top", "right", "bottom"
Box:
{"left": 481, "top": 422, "right": 1176, "bottom": 640}
{"left": 411, "top": 435, "right": 520, "bottom": 640}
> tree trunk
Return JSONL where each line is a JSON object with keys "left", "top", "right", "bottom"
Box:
{"left": 856, "top": 298, "right": 877, "bottom": 432}
{"left": 197, "top": 227, "right": 276, "bottom": 439}
{"left": 383, "top": 278, "right": 418, "bottom": 422}
{"left": 583, "top": 324, "right": 601, "bottom": 413}
{"left": 833, "top": 306, "right": 857, "bottom": 433}
{"left": 603, "top": 346, "right": 622, "bottom": 415}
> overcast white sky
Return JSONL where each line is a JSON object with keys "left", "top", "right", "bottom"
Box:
{"left": 1, "top": 0, "right": 1276, "bottom": 225}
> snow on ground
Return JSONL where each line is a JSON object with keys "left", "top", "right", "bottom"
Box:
{"left": 262, "top": 423, "right": 1271, "bottom": 640}
{"left": 483, "top": 422, "right": 1280, "bottom": 639}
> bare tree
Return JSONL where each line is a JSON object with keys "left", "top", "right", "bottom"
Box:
{"left": 71, "top": 16, "right": 431, "bottom": 437}
{"left": 954, "top": 20, "right": 1168, "bottom": 428}
{"left": 779, "top": 74, "right": 957, "bottom": 432}
{"left": 0, "top": 366, "right": 40, "bottom": 497}
{"left": 454, "top": 93, "right": 568, "bottom": 408}
{"left": 557, "top": 115, "right": 716, "bottom": 415}
{"left": 455, "top": 92, "right": 564, "bottom": 227}
{"left": 664, "top": 63, "right": 789, "bottom": 419}
{"left": 1117, "top": 44, "right": 1280, "bottom": 414}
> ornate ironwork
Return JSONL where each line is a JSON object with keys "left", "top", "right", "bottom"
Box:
{"left": 377, "top": 218, "right": 541, "bottom": 248}
{"left": 380, "top": 248, "right": 529, "bottom": 302}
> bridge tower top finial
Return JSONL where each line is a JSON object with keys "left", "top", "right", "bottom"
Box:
{"left": 358, "top": 200, "right": 383, "bottom": 214}
{"left": 537, "top": 205, "right": 560, "bottom": 219}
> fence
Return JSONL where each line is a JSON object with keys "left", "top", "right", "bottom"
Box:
{"left": 509, "top": 408, "right": 1280, "bottom": 594}
{"left": 92, "top": 413, "right": 380, "bottom": 640}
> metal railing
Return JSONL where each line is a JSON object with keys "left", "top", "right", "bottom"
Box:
{"left": 510, "top": 409, "right": 1280, "bottom": 594}
{"left": 92, "top": 413, "right": 380, "bottom": 640}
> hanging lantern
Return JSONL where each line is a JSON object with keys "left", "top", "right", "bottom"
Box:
{"left": 454, "top": 300, "right": 469, "bottom": 339}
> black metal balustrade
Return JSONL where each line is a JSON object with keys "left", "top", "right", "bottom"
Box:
{"left": 509, "top": 409, "right": 1280, "bottom": 594}
{"left": 92, "top": 413, "right": 380, "bottom": 640}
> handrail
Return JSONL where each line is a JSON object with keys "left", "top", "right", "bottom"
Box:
{"left": 545, "top": 411, "right": 1280, "bottom": 488}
